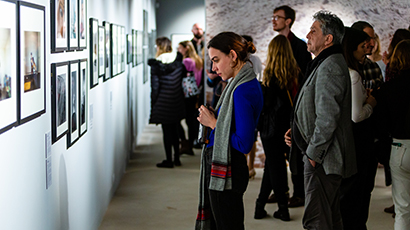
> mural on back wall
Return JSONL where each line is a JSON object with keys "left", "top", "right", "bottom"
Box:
{"left": 205, "top": 0, "right": 410, "bottom": 70}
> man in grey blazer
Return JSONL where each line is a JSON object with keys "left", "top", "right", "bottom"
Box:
{"left": 285, "top": 10, "right": 356, "bottom": 230}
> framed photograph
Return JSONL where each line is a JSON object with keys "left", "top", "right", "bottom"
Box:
{"left": 79, "top": 59, "right": 87, "bottom": 136}
{"left": 98, "top": 26, "right": 105, "bottom": 77}
{"left": 67, "top": 60, "right": 79, "bottom": 147}
{"left": 121, "top": 26, "right": 125, "bottom": 72}
{"left": 150, "top": 30, "right": 156, "bottom": 59}
{"left": 89, "top": 18, "right": 98, "bottom": 88}
{"left": 136, "top": 30, "right": 143, "bottom": 64}
{"left": 127, "top": 34, "right": 132, "bottom": 64}
{"left": 78, "top": 0, "right": 86, "bottom": 49}
{"left": 103, "top": 21, "right": 111, "bottom": 81}
{"left": 51, "top": 62, "right": 68, "bottom": 143}
{"left": 50, "top": 0, "right": 67, "bottom": 53}
{"left": 67, "top": 0, "right": 78, "bottom": 50}
{"left": 116, "top": 25, "right": 121, "bottom": 75}
{"left": 0, "top": 0, "right": 17, "bottom": 135}
{"left": 17, "top": 1, "right": 46, "bottom": 124}
{"left": 110, "top": 24, "right": 118, "bottom": 77}
{"left": 132, "top": 29, "right": 137, "bottom": 67}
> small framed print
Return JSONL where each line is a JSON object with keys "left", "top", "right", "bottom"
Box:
{"left": 67, "top": 0, "right": 78, "bottom": 50}
{"left": 89, "top": 18, "right": 98, "bottom": 88}
{"left": 132, "top": 29, "right": 137, "bottom": 67}
{"left": 103, "top": 21, "right": 111, "bottom": 81}
{"left": 136, "top": 30, "right": 143, "bottom": 64}
{"left": 127, "top": 34, "right": 132, "bottom": 64}
{"left": 78, "top": 0, "right": 86, "bottom": 49}
{"left": 116, "top": 25, "right": 121, "bottom": 75}
{"left": 121, "top": 26, "right": 125, "bottom": 72}
{"left": 17, "top": 1, "right": 46, "bottom": 125}
{"left": 67, "top": 60, "right": 79, "bottom": 147}
{"left": 110, "top": 24, "right": 118, "bottom": 77}
{"left": 98, "top": 26, "right": 105, "bottom": 78}
{"left": 0, "top": 0, "right": 17, "bottom": 135}
{"left": 79, "top": 59, "right": 87, "bottom": 136}
{"left": 51, "top": 0, "right": 68, "bottom": 52}
{"left": 51, "top": 62, "right": 68, "bottom": 143}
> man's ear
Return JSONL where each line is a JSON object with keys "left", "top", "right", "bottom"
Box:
{"left": 325, "top": 34, "right": 334, "bottom": 46}
{"left": 285, "top": 18, "right": 292, "bottom": 27}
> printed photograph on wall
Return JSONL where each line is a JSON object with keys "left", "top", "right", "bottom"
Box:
{"left": 18, "top": 2, "right": 46, "bottom": 124}
{"left": 103, "top": 21, "right": 111, "bottom": 81}
{"left": 132, "top": 29, "right": 137, "bottom": 67}
{"left": 136, "top": 30, "right": 142, "bottom": 64}
{"left": 143, "top": 10, "right": 148, "bottom": 84}
{"left": 89, "top": 18, "right": 98, "bottom": 88}
{"left": 68, "top": 0, "right": 78, "bottom": 50}
{"left": 116, "top": 25, "right": 121, "bottom": 75}
{"left": 51, "top": 0, "right": 67, "bottom": 52}
{"left": 98, "top": 26, "right": 105, "bottom": 77}
{"left": 0, "top": 0, "right": 17, "bottom": 135}
{"left": 68, "top": 60, "right": 79, "bottom": 147}
{"left": 150, "top": 30, "right": 156, "bottom": 59}
{"left": 110, "top": 24, "right": 118, "bottom": 77}
{"left": 121, "top": 26, "right": 125, "bottom": 72}
{"left": 78, "top": 0, "right": 86, "bottom": 49}
{"left": 127, "top": 34, "right": 132, "bottom": 64}
{"left": 79, "top": 59, "right": 87, "bottom": 136}
{"left": 51, "top": 62, "right": 68, "bottom": 143}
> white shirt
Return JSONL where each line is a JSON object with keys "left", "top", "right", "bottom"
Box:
{"left": 349, "top": 68, "right": 373, "bottom": 123}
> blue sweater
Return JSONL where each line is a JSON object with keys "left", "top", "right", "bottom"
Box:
{"left": 207, "top": 78, "right": 263, "bottom": 153}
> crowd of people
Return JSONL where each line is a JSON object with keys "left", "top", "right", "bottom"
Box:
{"left": 148, "top": 5, "right": 410, "bottom": 230}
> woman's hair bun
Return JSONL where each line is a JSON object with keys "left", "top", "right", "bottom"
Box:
{"left": 247, "top": 41, "right": 256, "bottom": 54}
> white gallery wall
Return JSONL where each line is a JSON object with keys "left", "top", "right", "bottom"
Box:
{"left": 0, "top": 0, "right": 155, "bottom": 229}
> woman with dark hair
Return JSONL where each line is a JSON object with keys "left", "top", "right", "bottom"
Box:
{"left": 195, "top": 32, "right": 263, "bottom": 230}
{"left": 340, "top": 27, "right": 378, "bottom": 230}
{"left": 254, "top": 35, "right": 299, "bottom": 221}
{"left": 374, "top": 39, "right": 410, "bottom": 230}
{"left": 148, "top": 37, "right": 185, "bottom": 168}
{"left": 383, "top": 29, "right": 410, "bottom": 81}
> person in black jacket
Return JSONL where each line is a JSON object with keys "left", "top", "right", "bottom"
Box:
{"left": 148, "top": 37, "right": 186, "bottom": 168}
{"left": 254, "top": 35, "right": 300, "bottom": 221}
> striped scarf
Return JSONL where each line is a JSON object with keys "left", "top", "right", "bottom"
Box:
{"left": 196, "top": 62, "right": 255, "bottom": 229}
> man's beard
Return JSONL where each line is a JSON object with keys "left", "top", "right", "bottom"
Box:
{"left": 194, "top": 34, "right": 203, "bottom": 39}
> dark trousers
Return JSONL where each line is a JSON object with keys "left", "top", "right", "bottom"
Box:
{"left": 161, "top": 123, "right": 180, "bottom": 162}
{"left": 303, "top": 155, "right": 343, "bottom": 230}
{"left": 291, "top": 150, "right": 305, "bottom": 198}
{"left": 178, "top": 96, "right": 199, "bottom": 143}
{"left": 204, "top": 147, "right": 248, "bottom": 230}
{"left": 257, "top": 138, "right": 289, "bottom": 206}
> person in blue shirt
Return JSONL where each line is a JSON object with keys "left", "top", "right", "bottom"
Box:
{"left": 195, "top": 32, "right": 263, "bottom": 230}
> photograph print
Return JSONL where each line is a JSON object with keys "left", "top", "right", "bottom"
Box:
{"left": 127, "top": 34, "right": 132, "bottom": 64}
{"left": 0, "top": 0, "right": 17, "bottom": 135}
{"left": 103, "top": 21, "right": 111, "bottom": 81}
{"left": 51, "top": 0, "right": 68, "bottom": 52}
{"left": 89, "top": 18, "right": 98, "bottom": 88}
{"left": 68, "top": 0, "right": 78, "bottom": 50}
{"left": 132, "top": 29, "right": 137, "bottom": 67}
{"left": 68, "top": 60, "right": 79, "bottom": 147}
{"left": 78, "top": 0, "right": 86, "bottom": 49}
{"left": 51, "top": 62, "right": 68, "bottom": 143}
{"left": 121, "top": 26, "right": 125, "bottom": 72}
{"left": 110, "top": 24, "right": 118, "bottom": 77}
{"left": 18, "top": 2, "right": 46, "bottom": 124}
{"left": 136, "top": 30, "right": 143, "bottom": 64}
{"left": 79, "top": 59, "right": 87, "bottom": 135}
{"left": 98, "top": 26, "right": 105, "bottom": 77}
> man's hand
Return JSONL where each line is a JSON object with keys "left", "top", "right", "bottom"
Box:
{"left": 309, "top": 158, "right": 316, "bottom": 167}
{"left": 284, "top": 129, "right": 292, "bottom": 147}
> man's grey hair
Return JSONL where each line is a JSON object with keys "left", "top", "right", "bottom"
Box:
{"left": 313, "top": 10, "right": 345, "bottom": 45}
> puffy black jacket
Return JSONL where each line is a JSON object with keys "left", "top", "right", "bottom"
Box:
{"left": 148, "top": 53, "right": 186, "bottom": 124}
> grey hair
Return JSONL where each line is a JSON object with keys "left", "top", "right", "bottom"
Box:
{"left": 313, "top": 10, "right": 345, "bottom": 45}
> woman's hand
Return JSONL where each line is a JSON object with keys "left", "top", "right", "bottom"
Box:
{"left": 366, "top": 89, "right": 377, "bottom": 108}
{"left": 382, "top": 51, "right": 389, "bottom": 65}
{"left": 284, "top": 129, "right": 292, "bottom": 147}
{"left": 197, "top": 105, "right": 217, "bottom": 130}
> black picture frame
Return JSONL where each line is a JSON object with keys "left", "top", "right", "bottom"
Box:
{"left": 78, "top": 0, "right": 86, "bottom": 49}
{"left": 67, "top": 60, "right": 79, "bottom": 147}
{"left": 98, "top": 26, "right": 105, "bottom": 78}
{"left": 67, "top": 0, "right": 78, "bottom": 51}
{"left": 127, "top": 34, "right": 132, "bottom": 64}
{"left": 17, "top": 1, "right": 46, "bottom": 125}
{"left": 50, "top": 0, "right": 68, "bottom": 53}
{"left": 103, "top": 21, "right": 111, "bottom": 81}
{"left": 79, "top": 58, "right": 87, "bottom": 136}
{"left": 0, "top": 0, "right": 18, "bottom": 135}
{"left": 51, "top": 62, "right": 69, "bottom": 143}
{"left": 89, "top": 18, "right": 98, "bottom": 88}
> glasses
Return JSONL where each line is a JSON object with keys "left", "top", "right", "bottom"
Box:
{"left": 272, "top": 15, "right": 286, "bottom": 21}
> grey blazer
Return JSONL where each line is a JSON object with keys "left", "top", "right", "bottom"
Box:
{"left": 294, "top": 53, "right": 356, "bottom": 178}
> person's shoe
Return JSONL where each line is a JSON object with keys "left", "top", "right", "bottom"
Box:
{"left": 180, "top": 140, "right": 194, "bottom": 155}
{"left": 384, "top": 204, "right": 395, "bottom": 214}
{"left": 156, "top": 160, "right": 174, "bottom": 168}
{"left": 249, "top": 169, "right": 256, "bottom": 179}
{"left": 267, "top": 191, "right": 289, "bottom": 203}
{"left": 288, "top": 196, "right": 305, "bottom": 208}
{"left": 273, "top": 209, "right": 290, "bottom": 221}
{"left": 254, "top": 201, "right": 268, "bottom": 219}
{"left": 174, "top": 160, "right": 181, "bottom": 166}
{"left": 192, "top": 139, "right": 202, "bottom": 149}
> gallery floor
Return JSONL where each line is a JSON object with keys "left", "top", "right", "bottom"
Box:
{"left": 99, "top": 124, "right": 395, "bottom": 230}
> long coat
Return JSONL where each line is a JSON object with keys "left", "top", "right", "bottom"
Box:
{"left": 148, "top": 53, "right": 186, "bottom": 124}
{"left": 293, "top": 53, "right": 356, "bottom": 178}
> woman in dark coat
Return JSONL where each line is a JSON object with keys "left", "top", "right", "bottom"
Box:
{"left": 148, "top": 37, "right": 186, "bottom": 168}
